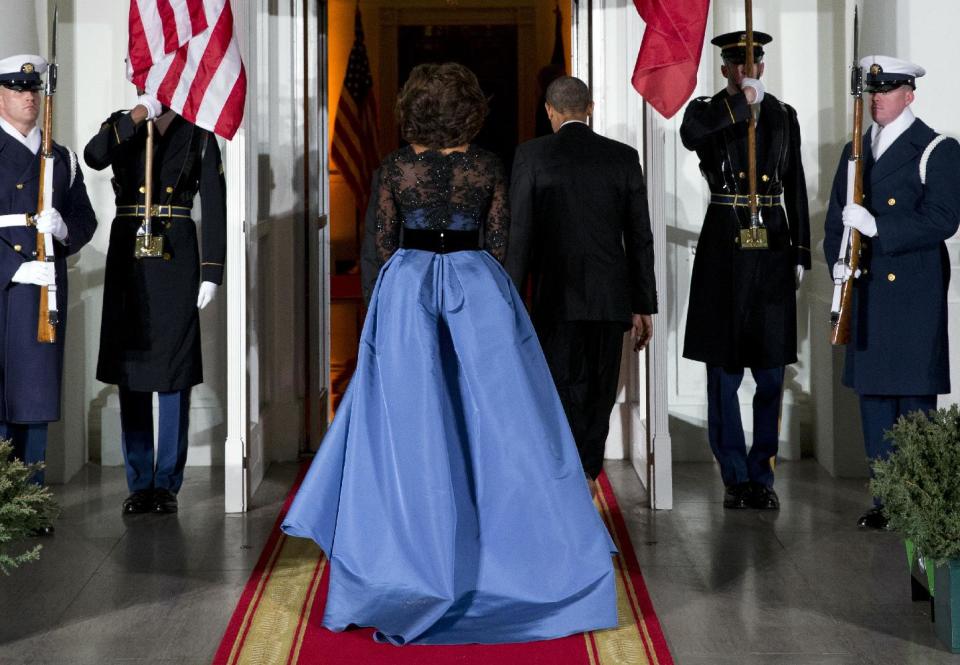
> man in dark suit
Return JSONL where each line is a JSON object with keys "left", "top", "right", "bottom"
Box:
{"left": 824, "top": 55, "right": 960, "bottom": 529}
{"left": 680, "top": 31, "right": 810, "bottom": 510}
{"left": 0, "top": 53, "right": 98, "bottom": 535}
{"left": 507, "top": 76, "right": 657, "bottom": 498}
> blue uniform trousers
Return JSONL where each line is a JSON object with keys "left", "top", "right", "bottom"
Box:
{"left": 707, "top": 365, "right": 785, "bottom": 488}
{"left": 119, "top": 387, "right": 191, "bottom": 493}
{"left": 0, "top": 422, "right": 48, "bottom": 485}
{"left": 859, "top": 394, "right": 936, "bottom": 506}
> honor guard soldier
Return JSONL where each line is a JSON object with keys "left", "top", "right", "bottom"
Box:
{"left": 824, "top": 56, "right": 960, "bottom": 530}
{"left": 84, "top": 93, "right": 226, "bottom": 516}
{"left": 0, "top": 54, "right": 97, "bottom": 532}
{"left": 680, "top": 31, "right": 810, "bottom": 510}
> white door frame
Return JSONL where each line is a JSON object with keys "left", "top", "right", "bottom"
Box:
{"left": 571, "top": 0, "right": 673, "bottom": 509}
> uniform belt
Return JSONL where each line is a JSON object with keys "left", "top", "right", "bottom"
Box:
{"left": 401, "top": 228, "right": 480, "bottom": 254}
{"left": 710, "top": 193, "right": 782, "bottom": 207}
{"left": 0, "top": 213, "right": 32, "bottom": 228}
{"left": 116, "top": 205, "right": 193, "bottom": 219}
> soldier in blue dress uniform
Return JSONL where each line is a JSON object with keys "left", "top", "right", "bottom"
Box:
{"left": 0, "top": 54, "right": 97, "bottom": 534}
{"left": 84, "top": 93, "right": 225, "bottom": 516}
{"left": 680, "top": 31, "right": 811, "bottom": 510}
{"left": 824, "top": 55, "right": 960, "bottom": 529}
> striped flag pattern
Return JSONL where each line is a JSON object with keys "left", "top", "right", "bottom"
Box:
{"left": 128, "top": 0, "right": 247, "bottom": 139}
{"left": 331, "top": 7, "right": 380, "bottom": 208}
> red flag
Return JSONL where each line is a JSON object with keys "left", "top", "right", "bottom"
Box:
{"left": 330, "top": 7, "right": 380, "bottom": 210}
{"left": 631, "top": 0, "right": 710, "bottom": 119}
{"left": 128, "top": 0, "right": 247, "bottom": 139}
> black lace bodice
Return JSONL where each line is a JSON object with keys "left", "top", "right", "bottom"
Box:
{"left": 374, "top": 145, "right": 509, "bottom": 264}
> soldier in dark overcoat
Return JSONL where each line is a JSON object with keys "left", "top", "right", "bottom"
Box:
{"left": 680, "top": 31, "right": 810, "bottom": 510}
{"left": 824, "top": 56, "right": 960, "bottom": 529}
{"left": 0, "top": 55, "right": 97, "bottom": 523}
{"left": 84, "top": 94, "right": 225, "bottom": 515}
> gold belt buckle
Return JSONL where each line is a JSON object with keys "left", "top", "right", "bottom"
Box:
{"left": 736, "top": 206, "right": 769, "bottom": 250}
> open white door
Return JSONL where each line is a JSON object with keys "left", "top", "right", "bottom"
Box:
{"left": 571, "top": 0, "right": 672, "bottom": 509}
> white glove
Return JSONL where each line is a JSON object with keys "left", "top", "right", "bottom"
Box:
{"left": 832, "top": 262, "right": 861, "bottom": 282}
{"left": 136, "top": 93, "right": 163, "bottom": 121}
{"left": 741, "top": 77, "right": 765, "bottom": 105}
{"left": 795, "top": 265, "right": 805, "bottom": 289}
{"left": 842, "top": 204, "right": 878, "bottom": 237}
{"left": 35, "top": 208, "right": 68, "bottom": 242}
{"left": 12, "top": 261, "right": 55, "bottom": 286}
{"left": 197, "top": 281, "right": 218, "bottom": 309}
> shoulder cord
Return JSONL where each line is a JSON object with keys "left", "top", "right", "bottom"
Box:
{"left": 920, "top": 134, "right": 949, "bottom": 185}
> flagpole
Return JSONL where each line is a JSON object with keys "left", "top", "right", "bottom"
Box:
{"left": 740, "top": 0, "right": 767, "bottom": 249}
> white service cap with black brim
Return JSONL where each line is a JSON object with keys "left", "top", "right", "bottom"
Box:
{"left": 0, "top": 54, "right": 48, "bottom": 92}
{"left": 861, "top": 55, "right": 925, "bottom": 93}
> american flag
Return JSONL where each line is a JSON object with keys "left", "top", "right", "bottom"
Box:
{"left": 331, "top": 7, "right": 380, "bottom": 209}
{"left": 127, "top": 0, "right": 247, "bottom": 139}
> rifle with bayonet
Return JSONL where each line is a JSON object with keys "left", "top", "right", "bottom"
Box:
{"left": 830, "top": 6, "right": 864, "bottom": 345}
{"left": 34, "top": 6, "right": 59, "bottom": 343}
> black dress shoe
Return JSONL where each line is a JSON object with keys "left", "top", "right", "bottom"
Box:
{"left": 152, "top": 489, "right": 178, "bottom": 514}
{"left": 747, "top": 484, "right": 780, "bottom": 510}
{"left": 122, "top": 490, "right": 154, "bottom": 515}
{"left": 857, "top": 506, "right": 890, "bottom": 530}
{"left": 29, "top": 524, "right": 55, "bottom": 537}
{"left": 723, "top": 483, "right": 750, "bottom": 509}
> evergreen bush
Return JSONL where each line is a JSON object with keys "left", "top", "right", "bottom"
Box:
{"left": 871, "top": 405, "right": 960, "bottom": 564}
{"left": 0, "top": 439, "right": 59, "bottom": 574}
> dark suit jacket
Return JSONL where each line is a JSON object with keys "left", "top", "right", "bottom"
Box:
{"left": 824, "top": 118, "right": 960, "bottom": 395}
{"left": 360, "top": 169, "right": 381, "bottom": 305}
{"left": 506, "top": 122, "right": 657, "bottom": 329}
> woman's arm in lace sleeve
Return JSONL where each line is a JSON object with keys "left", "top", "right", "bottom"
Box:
{"left": 375, "top": 160, "right": 401, "bottom": 263}
{"left": 484, "top": 159, "right": 509, "bottom": 263}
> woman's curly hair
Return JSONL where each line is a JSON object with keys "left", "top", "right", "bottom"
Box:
{"left": 396, "top": 62, "right": 489, "bottom": 149}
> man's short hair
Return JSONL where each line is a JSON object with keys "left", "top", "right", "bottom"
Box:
{"left": 545, "top": 76, "right": 592, "bottom": 114}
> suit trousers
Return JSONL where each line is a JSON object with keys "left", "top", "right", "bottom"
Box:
{"left": 119, "top": 387, "right": 192, "bottom": 493}
{"left": 0, "top": 421, "right": 48, "bottom": 485}
{"left": 538, "top": 321, "right": 624, "bottom": 479}
{"left": 859, "top": 394, "right": 936, "bottom": 506}
{"left": 706, "top": 365, "right": 784, "bottom": 488}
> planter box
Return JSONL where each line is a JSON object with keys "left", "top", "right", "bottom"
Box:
{"left": 934, "top": 559, "right": 960, "bottom": 653}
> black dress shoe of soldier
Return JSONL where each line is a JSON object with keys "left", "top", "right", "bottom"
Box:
{"left": 152, "top": 489, "right": 178, "bottom": 514}
{"left": 857, "top": 506, "right": 889, "bottom": 530}
{"left": 723, "top": 483, "right": 751, "bottom": 509}
{"left": 122, "top": 490, "right": 154, "bottom": 515}
{"left": 748, "top": 483, "right": 780, "bottom": 510}
{"left": 29, "top": 524, "right": 55, "bottom": 537}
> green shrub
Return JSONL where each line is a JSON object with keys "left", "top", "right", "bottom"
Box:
{"left": 0, "top": 439, "right": 59, "bottom": 574}
{"left": 871, "top": 405, "right": 960, "bottom": 564}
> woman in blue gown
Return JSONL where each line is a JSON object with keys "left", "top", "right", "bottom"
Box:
{"left": 282, "top": 62, "right": 617, "bottom": 646}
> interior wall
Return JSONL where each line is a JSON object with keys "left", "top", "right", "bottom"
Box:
{"left": 325, "top": 0, "right": 574, "bottom": 415}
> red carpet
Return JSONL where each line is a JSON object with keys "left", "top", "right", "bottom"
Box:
{"left": 213, "top": 472, "right": 674, "bottom": 665}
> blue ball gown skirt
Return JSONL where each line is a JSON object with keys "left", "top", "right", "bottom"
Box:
{"left": 281, "top": 248, "right": 618, "bottom": 645}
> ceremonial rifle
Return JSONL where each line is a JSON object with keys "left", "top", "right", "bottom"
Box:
{"left": 34, "top": 6, "right": 59, "bottom": 343}
{"left": 740, "top": 0, "right": 768, "bottom": 250}
{"left": 830, "top": 6, "right": 864, "bottom": 345}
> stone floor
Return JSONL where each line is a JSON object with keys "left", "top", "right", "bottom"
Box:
{"left": 1, "top": 460, "right": 958, "bottom": 664}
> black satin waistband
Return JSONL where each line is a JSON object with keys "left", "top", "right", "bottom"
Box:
{"left": 401, "top": 228, "right": 480, "bottom": 253}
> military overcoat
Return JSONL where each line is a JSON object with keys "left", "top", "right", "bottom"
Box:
{"left": 680, "top": 90, "right": 810, "bottom": 369}
{"left": 0, "top": 131, "right": 97, "bottom": 422}
{"left": 84, "top": 111, "right": 225, "bottom": 392}
{"left": 824, "top": 118, "right": 960, "bottom": 395}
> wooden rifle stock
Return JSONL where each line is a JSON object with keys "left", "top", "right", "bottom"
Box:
{"left": 745, "top": 0, "right": 759, "bottom": 225}
{"left": 36, "top": 97, "right": 56, "bottom": 344}
{"left": 830, "top": 83, "right": 865, "bottom": 345}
